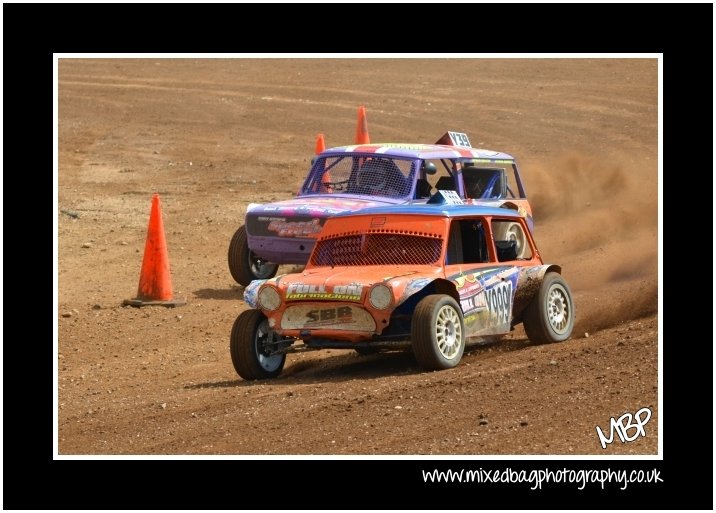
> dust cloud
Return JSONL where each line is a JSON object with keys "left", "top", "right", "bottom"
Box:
{"left": 523, "top": 151, "right": 658, "bottom": 333}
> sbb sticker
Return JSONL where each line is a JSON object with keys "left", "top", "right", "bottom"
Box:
{"left": 306, "top": 306, "right": 352, "bottom": 324}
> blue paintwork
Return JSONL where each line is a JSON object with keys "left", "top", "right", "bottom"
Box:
{"left": 243, "top": 279, "right": 266, "bottom": 308}
{"left": 331, "top": 203, "right": 524, "bottom": 219}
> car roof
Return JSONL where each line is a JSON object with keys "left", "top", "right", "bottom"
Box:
{"left": 332, "top": 203, "right": 524, "bottom": 219}
{"left": 322, "top": 143, "right": 515, "bottom": 161}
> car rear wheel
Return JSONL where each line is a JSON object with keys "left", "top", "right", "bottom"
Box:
{"left": 523, "top": 272, "right": 575, "bottom": 344}
{"left": 230, "top": 309, "right": 286, "bottom": 380}
{"left": 411, "top": 295, "right": 465, "bottom": 370}
{"left": 228, "top": 225, "right": 279, "bottom": 286}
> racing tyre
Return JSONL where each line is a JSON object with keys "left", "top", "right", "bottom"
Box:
{"left": 523, "top": 272, "right": 574, "bottom": 344}
{"left": 228, "top": 225, "right": 279, "bottom": 286}
{"left": 411, "top": 295, "right": 465, "bottom": 370}
{"left": 494, "top": 221, "right": 527, "bottom": 258}
{"left": 230, "top": 309, "right": 286, "bottom": 380}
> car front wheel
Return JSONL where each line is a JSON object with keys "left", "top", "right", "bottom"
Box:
{"left": 523, "top": 272, "right": 575, "bottom": 344}
{"left": 411, "top": 295, "right": 465, "bottom": 370}
{"left": 230, "top": 309, "right": 286, "bottom": 380}
{"left": 228, "top": 225, "right": 279, "bottom": 286}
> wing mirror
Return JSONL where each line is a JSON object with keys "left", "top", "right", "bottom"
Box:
{"left": 422, "top": 162, "right": 437, "bottom": 175}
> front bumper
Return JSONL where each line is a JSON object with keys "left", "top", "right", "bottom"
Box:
{"left": 266, "top": 302, "right": 391, "bottom": 342}
{"left": 246, "top": 234, "right": 316, "bottom": 264}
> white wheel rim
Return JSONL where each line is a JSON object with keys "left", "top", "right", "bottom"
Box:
{"left": 249, "top": 251, "right": 276, "bottom": 279}
{"left": 547, "top": 284, "right": 570, "bottom": 335}
{"left": 255, "top": 320, "right": 283, "bottom": 372}
{"left": 435, "top": 305, "right": 462, "bottom": 360}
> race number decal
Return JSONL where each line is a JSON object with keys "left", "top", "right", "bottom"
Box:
{"left": 437, "top": 190, "right": 463, "bottom": 205}
{"left": 487, "top": 281, "right": 513, "bottom": 325}
{"left": 448, "top": 131, "right": 472, "bottom": 147}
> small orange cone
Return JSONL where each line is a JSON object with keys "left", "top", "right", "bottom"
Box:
{"left": 315, "top": 133, "right": 326, "bottom": 154}
{"left": 123, "top": 194, "right": 185, "bottom": 307}
{"left": 354, "top": 105, "right": 370, "bottom": 144}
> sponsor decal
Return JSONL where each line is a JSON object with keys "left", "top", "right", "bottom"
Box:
{"left": 248, "top": 215, "right": 327, "bottom": 238}
{"left": 267, "top": 218, "right": 323, "bottom": 237}
{"left": 282, "top": 304, "right": 376, "bottom": 331}
{"left": 398, "top": 277, "right": 432, "bottom": 305}
{"left": 453, "top": 267, "right": 518, "bottom": 322}
{"left": 285, "top": 283, "right": 364, "bottom": 301}
{"left": 305, "top": 306, "right": 353, "bottom": 326}
{"left": 460, "top": 290, "right": 487, "bottom": 314}
{"left": 470, "top": 158, "right": 514, "bottom": 164}
{"left": 453, "top": 268, "right": 501, "bottom": 290}
{"left": 373, "top": 143, "right": 432, "bottom": 150}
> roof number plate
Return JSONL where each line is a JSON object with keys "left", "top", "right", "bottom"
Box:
{"left": 448, "top": 131, "right": 471, "bottom": 147}
{"left": 428, "top": 189, "right": 464, "bottom": 205}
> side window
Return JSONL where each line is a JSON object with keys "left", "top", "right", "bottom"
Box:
{"left": 455, "top": 160, "right": 524, "bottom": 200}
{"left": 415, "top": 160, "right": 437, "bottom": 199}
{"left": 491, "top": 219, "right": 532, "bottom": 260}
{"left": 446, "top": 219, "right": 489, "bottom": 265}
{"left": 423, "top": 159, "right": 457, "bottom": 194}
{"left": 505, "top": 164, "right": 524, "bottom": 199}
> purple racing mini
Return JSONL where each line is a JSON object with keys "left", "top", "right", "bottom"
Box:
{"left": 228, "top": 132, "right": 534, "bottom": 285}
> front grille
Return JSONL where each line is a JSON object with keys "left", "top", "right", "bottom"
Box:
{"left": 310, "top": 233, "right": 443, "bottom": 266}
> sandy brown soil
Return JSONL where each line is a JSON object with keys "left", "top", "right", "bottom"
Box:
{"left": 57, "top": 58, "right": 658, "bottom": 455}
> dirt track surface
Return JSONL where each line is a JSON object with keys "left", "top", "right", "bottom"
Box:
{"left": 58, "top": 58, "right": 658, "bottom": 455}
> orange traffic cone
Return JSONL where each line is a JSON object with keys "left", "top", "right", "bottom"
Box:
{"left": 315, "top": 133, "right": 326, "bottom": 154}
{"left": 354, "top": 105, "right": 370, "bottom": 144}
{"left": 123, "top": 194, "right": 185, "bottom": 307}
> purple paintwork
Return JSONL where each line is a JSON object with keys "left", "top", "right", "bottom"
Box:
{"left": 245, "top": 196, "right": 398, "bottom": 264}
{"left": 241, "top": 144, "right": 527, "bottom": 267}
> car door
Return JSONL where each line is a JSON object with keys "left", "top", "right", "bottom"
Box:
{"left": 445, "top": 218, "right": 520, "bottom": 339}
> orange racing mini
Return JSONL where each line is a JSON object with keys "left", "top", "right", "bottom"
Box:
{"left": 232, "top": 197, "right": 574, "bottom": 380}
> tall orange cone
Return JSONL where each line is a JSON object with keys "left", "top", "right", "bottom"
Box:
{"left": 354, "top": 105, "right": 370, "bottom": 144}
{"left": 124, "top": 194, "right": 185, "bottom": 307}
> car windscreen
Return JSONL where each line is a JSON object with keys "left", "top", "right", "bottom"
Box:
{"left": 301, "top": 155, "right": 415, "bottom": 200}
{"left": 310, "top": 232, "right": 443, "bottom": 267}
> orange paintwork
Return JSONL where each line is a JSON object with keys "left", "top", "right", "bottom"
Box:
{"left": 314, "top": 213, "right": 450, "bottom": 242}
{"left": 256, "top": 211, "right": 544, "bottom": 343}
